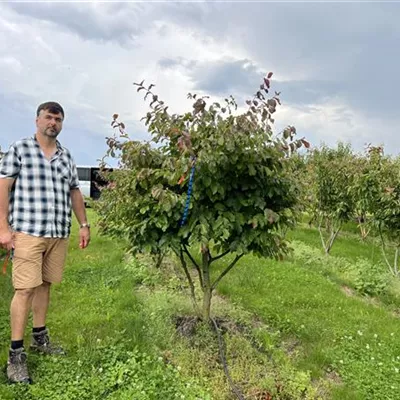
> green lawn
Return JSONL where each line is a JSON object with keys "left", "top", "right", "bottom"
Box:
{"left": 0, "top": 212, "right": 210, "bottom": 400}
{"left": 287, "top": 225, "right": 383, "bottom": 263}
{"left": 1, "top": 214, "right": 400, "bottom": 399}
{"left": 214, "top": 227, "right": 400, "bottom": 400}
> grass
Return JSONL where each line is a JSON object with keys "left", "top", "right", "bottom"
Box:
{"left": 0, "top": 212, "right": 210, "bottom": 400}
{"left": 213, "top": 225, "right": 400, "bottom": 399}
{"left": 1, "top": 213, "right": 400, "bottom": 399}
{"left": 287, "top": 224, "right": 383, "bottom": 263}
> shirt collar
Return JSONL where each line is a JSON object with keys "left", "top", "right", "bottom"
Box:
{"left": 32, "top": 134, "right": 64, "bottom": 155}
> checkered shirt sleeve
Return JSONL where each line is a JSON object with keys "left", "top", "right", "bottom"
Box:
{"left": 0, "top": 144, "right": 21, "bottom": 179}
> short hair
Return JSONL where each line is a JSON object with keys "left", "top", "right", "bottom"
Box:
{"left": 36, "top": 101, "right": 65, "bottom": 119}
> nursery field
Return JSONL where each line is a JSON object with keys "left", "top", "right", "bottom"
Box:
{"left": 0, "top": 211, "right": 399, "bottom": 399}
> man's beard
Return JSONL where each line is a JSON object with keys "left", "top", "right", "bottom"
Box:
{"left": 44, "top": 127, "right": 60, "bottom": 138}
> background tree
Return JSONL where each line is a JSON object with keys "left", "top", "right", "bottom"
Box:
{"left": 372, "top": 153, "right": 400, "bottom": 276}
{"left": 350, "top": 145, "right": 384, "bottom": 240}
{"left": 95, "top": 74, "right": 308, "bottom": 320}
{"left": 309, "top": 143, "right": 356, "bottom": 254}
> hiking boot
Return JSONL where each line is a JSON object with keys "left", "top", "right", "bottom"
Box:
{"left": 7, "top": 348, "right": 31, "bottom": 384}
{"left": 30, "top": 329, "right": 66, "bottom": 355}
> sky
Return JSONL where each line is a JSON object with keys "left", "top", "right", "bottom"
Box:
{"left": 0, "top": 1, "right": 399, "bottom": 166}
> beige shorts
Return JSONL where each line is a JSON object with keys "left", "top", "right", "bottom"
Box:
{"left": 12, "top": 232, "right": 69, "bottom": 289}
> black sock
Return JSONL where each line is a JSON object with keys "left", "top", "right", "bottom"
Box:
{"left": 11, "top": 340, "right": 24, "bottom": 350}
{"left": 32, "top": 326, "right": 46, "bottom": 333}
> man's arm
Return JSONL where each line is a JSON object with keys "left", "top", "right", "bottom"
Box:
{"left": 70, "top": 188, "right": 90, "bottom": 248}
{"left": 0, "top": 178, "right": 15, "bottom": 250}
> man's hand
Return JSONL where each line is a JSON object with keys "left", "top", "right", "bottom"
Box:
{"left": 79, "top": 227, "right": 90, "bottom": 249}
{"left": 0, "top": 229, "right": 13, "bottom": 251}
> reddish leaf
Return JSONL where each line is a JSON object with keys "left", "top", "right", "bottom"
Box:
{"left": 267, "top": 72, "right": 273, "bottom": 79}
{"left": 301, "top": 139, "right": 310, "bottom": 149}
{"left": 177, "top": 136, "right": 185, "bottom": 151}
{"left": 112, "top": 113, "right": 119, "bottom": 120}
{"left": 171, "top": 128, "right": 181, "bottom": 135}
{"left": 178, "top": 175, "right": 186, "bottom": 185}
{"left": 262, "top": 108, "right": 269, "bottom": 121}
{"left": 264, "top": 78, "right": 270, "bottom": 88}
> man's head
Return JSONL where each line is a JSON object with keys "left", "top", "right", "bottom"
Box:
{"left": 36, "top": 101, "right": 65, "bottom": 139}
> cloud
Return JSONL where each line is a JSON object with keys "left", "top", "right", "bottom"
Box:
{"left": 0, "top": 3, "right": 237, "bottom": 164}
{"left": 0, "top": 0, "right": 399, "bottom": 164}
{"left": 164, "top": 2, "right": 400, "bottom": 119}
{"left": 4, "top": 2, "right": 145, "bottom": 44}
{"left": 190, "top": 59, "right": 262, "bottom": 96}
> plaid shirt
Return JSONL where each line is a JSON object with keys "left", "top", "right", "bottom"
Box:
{"left": 0, "top": 136, "right": 80, "bottom": 238}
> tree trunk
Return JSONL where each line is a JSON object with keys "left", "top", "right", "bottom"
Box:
{"left": 202, "top": 249, "right": 212, "bottom": 321}
{"left": 358, "top": 215, "right": 370, "bottom": 240}
{"left": 203, "top": 287, "right": 212, "bottom": 321}
{"left": 318, "top": 219, "right": 341, "bottom": 255}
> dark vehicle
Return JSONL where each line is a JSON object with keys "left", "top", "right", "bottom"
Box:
{"left": 77, "top": 166, "right": 113, "bottom": 205}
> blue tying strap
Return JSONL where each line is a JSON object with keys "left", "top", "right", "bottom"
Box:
{"left": 180, "top": 156, "right": 196, "bottom": 227}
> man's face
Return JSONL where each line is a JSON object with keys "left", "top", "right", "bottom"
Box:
{"left": 36, "top": 109, "right": 64, "bottom": 138}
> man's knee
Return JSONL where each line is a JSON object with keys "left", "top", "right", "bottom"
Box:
{"left": 14, "top": 288, "right": 36, "bottom": 300}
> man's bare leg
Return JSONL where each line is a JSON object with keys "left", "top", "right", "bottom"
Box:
{"left": 10, "top": 288, "right": 35, "bottom": 341}
{"left": 30, "top": 281, "right": 65, "bottom": 355}
{"left": 32, "top": 281, "right": 51, "bottom": 328}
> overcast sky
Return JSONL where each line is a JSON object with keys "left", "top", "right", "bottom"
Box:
{"left": 0, "top": 1, "right": 398, "bottom": 165}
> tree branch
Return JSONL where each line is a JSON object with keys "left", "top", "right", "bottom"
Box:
{"left": 183, "top": 244, "right": 203, "bottom": 289}
{"left": 211, "top": 254, "right": 244, "bottom": 291}
{"left": 378, "top": 225, "right": 395, "bottom": 275}
{"left": 177, "top": 248, "right": 201, "bottom": 316}
{"left": 318, "top": 224, "right": 328, "bottom": 253}
{"left": 327, "top": 224, "right": 341, "bottom": 254}
{"left": 210, "top": 250, "right": 230, "bottom": 263}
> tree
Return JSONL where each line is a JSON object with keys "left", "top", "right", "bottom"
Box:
{"left": 372, "top": 154, "right": 400, "bottom": 277}
{"left": 290, "top": 151, "right": 316, "bottom": 228}
{"left": 351, "top": 145, "right": 384, "bottom": 240}
{"left": 95, "top": 73, "right": 308, "bottom": 320}
{"left": 309, "top": 143, "right": 355, "bottom": 254}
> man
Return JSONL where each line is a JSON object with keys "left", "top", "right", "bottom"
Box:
{"left": 0, "top": 101, "right": 90, "bottom": 384}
